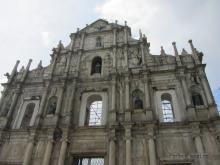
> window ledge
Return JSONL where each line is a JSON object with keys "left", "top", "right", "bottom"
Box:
{"left": 132, "top": 108, "right": 144, "bottom": 112}
{"left": 91, "top": 73, "right": 101, "bottom": 77}
{"left": 46, "top": 114, "right": 55, "bottom": 117}
{"left": 77, "top": 125, "right": 106, "bottom": 130}
{"left": 194, "top": 105, "right": 207, "bottom": 109}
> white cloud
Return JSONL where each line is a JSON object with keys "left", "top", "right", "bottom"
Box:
{"left": 41, "top": 32, "right": 52, "bottom": 47}
{"left": 0, "top": 0, "right": 102, "bottom": 98}
{"left": 0, "top": 0, "right": 219, "bottom": 101}
{"left": 96, "top": 0, "right": 220, "bottom": 91}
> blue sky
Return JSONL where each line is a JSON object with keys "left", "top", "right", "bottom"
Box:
{"left": 0, "top": 0, "right": 219, "bottom": 111}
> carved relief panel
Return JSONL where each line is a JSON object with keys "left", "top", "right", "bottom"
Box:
{"left": 128, "top": 46, "right": 142, "bottom": 68}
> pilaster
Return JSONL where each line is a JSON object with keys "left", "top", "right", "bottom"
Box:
{"left": 143, "top": 71, "right": 153, "bottom": 121}
{"left": 125, "top": 75, "right": 131, "bottom": 122}
{"left": 125, "top": 125, "right": 132, "bottom": 165}
{"left": 58, "top": 131, "right": 68, "bottom": 165}
{"left": 42, "top": 135, "right": 54, "bottom": 165}
{"left": 108, "top": 128, "right": 116, "bottom": 165}
{"left": 110, "top": 75, "right": 117, "bottom": 125}
{"left": 147, "top": 127, "right": 157, "bottom": 165}
{"left": 191, "top": 123, "right": 207, "bottom": 165}
{"left": 35, "top": 81, "right": 50, "bottom": 126}
{"left": 65, "top": 80, "right": 77, "bottom": 126}
{"left": 22, "top": 131, "right": 36, "bottom": 165}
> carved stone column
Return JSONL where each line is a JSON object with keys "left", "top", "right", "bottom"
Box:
{"left": 143, "top": 73, "right": 153, "bottom": 121}
{"left": 148, "top": 128, "right": 157, "bottom": 165}
{"left": 64, "top": 52, "right": 72, "bottom": 76}
{"left": 111, "top": 81, "right": 116, "bottom": 111}
{"left": 42, "top": 139, "right": 53, "bottom": 165}
{"left": 214, "top": 121, "right": 220, "bottom": 153}
{"left": 180, "top": 75, "right": 191, "bottom": 107}
{"left": 23, "top": 142, "right": 34, "bottom": 165}
{"left": 55, "top": 86, "right": 65, "bottom": 115}
{"left": 65, "top": 80, "right": 76, "bottom": 125}
{"left": 76, "top": 50, "right": 82, "bottom": 76}
{"left": 23, "top": 133, "right": 35, "bottom": 165}
{"left": 140, "top": 43, "right": 146, "bottom": 66}
{"left": 6, "top": 88, "right": 20, "bottom": 119}
{"left": 192, "top": 124, "right": 207, "bottom": 165}
{"left": 125, "top": 76, "right": 131, "bottom": 121}
{"left": 125, "top": 127, "right": 132, "bottom": 165}
{"left": 113, "top": 27, "right": 117, "bottom": 46}
{"left": 109, "top": 129, "right": 116, "bottom": 165}
{"left": 178, "top": 74, "right": 196, "bottom": 120}
{"left": 35, "top": 82, "right": 49, "bottom": 126}
{"left": 143, "top": 73, "right": 151, "bottom": 110}
{"left": 199, "top": 74, "right": 213, "bottom": 105}
{"left": 112, "top": 26, "right": 117, "bottom": 70}
{"left": 0, "top": 90, "right": 6, "bottom": 110}
{"left": 57, "top": 130, "right": 68, "bottom": 165}
{"left": 123, "top": 46, "right": 128, "bottom": 70}
{"left": 58, "top": 140, "right": 68, "bottom": 165}
{"left": 110, "top": 77, "right": 116, "bottom": 124}
{"left": 112, "top": 47, "right": 117, "bottom": 69}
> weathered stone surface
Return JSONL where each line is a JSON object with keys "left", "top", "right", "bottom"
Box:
{"left": 0, "top": 19, "right": 219, "bottom": 165}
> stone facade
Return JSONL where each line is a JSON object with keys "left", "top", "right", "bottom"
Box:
{"left": 0, "top": 19, "right": 219, "bottom": 165}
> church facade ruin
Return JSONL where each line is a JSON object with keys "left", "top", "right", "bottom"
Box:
{"left": 0, "top": 19, "right": 219, "bottom": 165}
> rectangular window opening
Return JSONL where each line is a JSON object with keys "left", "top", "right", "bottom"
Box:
{"left": 72, "top": 157, "right": 104, "bottom": 165}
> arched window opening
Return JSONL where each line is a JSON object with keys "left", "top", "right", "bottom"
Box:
{"left": 20, "top": 103, "right": 35, "bottom": 128}
{"left": 91, "top": 57, "right": 102, "bottom": 75}
{"left": 47, "top": 96, "right": 57, "bottom": 115}
{"left": 85, "top": 95, "right": 103, "bottom": 126}
{"left": 132, "top": 89, "right": 144, "bottom": 109}
{"left": 192, "top": 93, "right": 204, "bottom": 106}
{"left": 96, "top": 36, "right": 102, "bottom": 47}
{"left": 161, "top": 93, "right": 174, "bottom": 122}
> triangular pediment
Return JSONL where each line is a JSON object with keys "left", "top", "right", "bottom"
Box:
{"left": 90, "top": 19, "right": 109, "bottom": 28}
{"left": 81, "top": 19, "right": 112, "bottom": 33}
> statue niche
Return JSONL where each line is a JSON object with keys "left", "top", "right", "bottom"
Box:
{"left": 132, "top": 89, "right": 144, "bottom": 109}
{"left": 134, "top": 96, "right": 143, "bottom": 109}
{"left": 47, "top": 96, "right": 58, "bottom": 115}
{"left": 91, "top": 56, "right": 102, "bottom": 75}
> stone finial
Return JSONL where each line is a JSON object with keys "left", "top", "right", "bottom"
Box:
{"left": 188, "top": 39, "right": 196, "bottom": 53}
{"left": 125, "top": 21, "right": 127, "bottom": 26}
{"left": 188, "top": 39, "right": 193, "bottom": 44}
{"left": 160, "top": 46, "right": 166, "bottom": 55}
{"left": 181, "top": 48, "right": 188, "bottom": 55}
{"left": 139, "top": 29, "right": 143, "bottom": 40}
{"left": 23, "top": 59, "right": 33, "bottom": 73}
{"left": 11, "top": 60, "right": 20, "bottom": 74}
{"left": 77, "top": 28, "right": 80, "bottom": 32}
{"left": 86, "top": 24, "right": 88, "bottom": 26}
{"left": 172, "top": 42, "right": 179, "bottom": 56}
{"left": 115, "top": 20, "right": 118, "bottom": 24}
{"left": 37, "top": 60, "right": 43, "bottom": 69}
{"left": 57, "top": 40, "right": 64, "bottom": 50}
{"left": 58, "top": 40, "right": 62, "bottom": 47}
{"left": 172, "top": 42, "right": 176, "bottom": 46}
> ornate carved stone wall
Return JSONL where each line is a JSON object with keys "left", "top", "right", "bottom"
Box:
{"left": 0, "top": 19, "right": 219, "bottom": 165}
